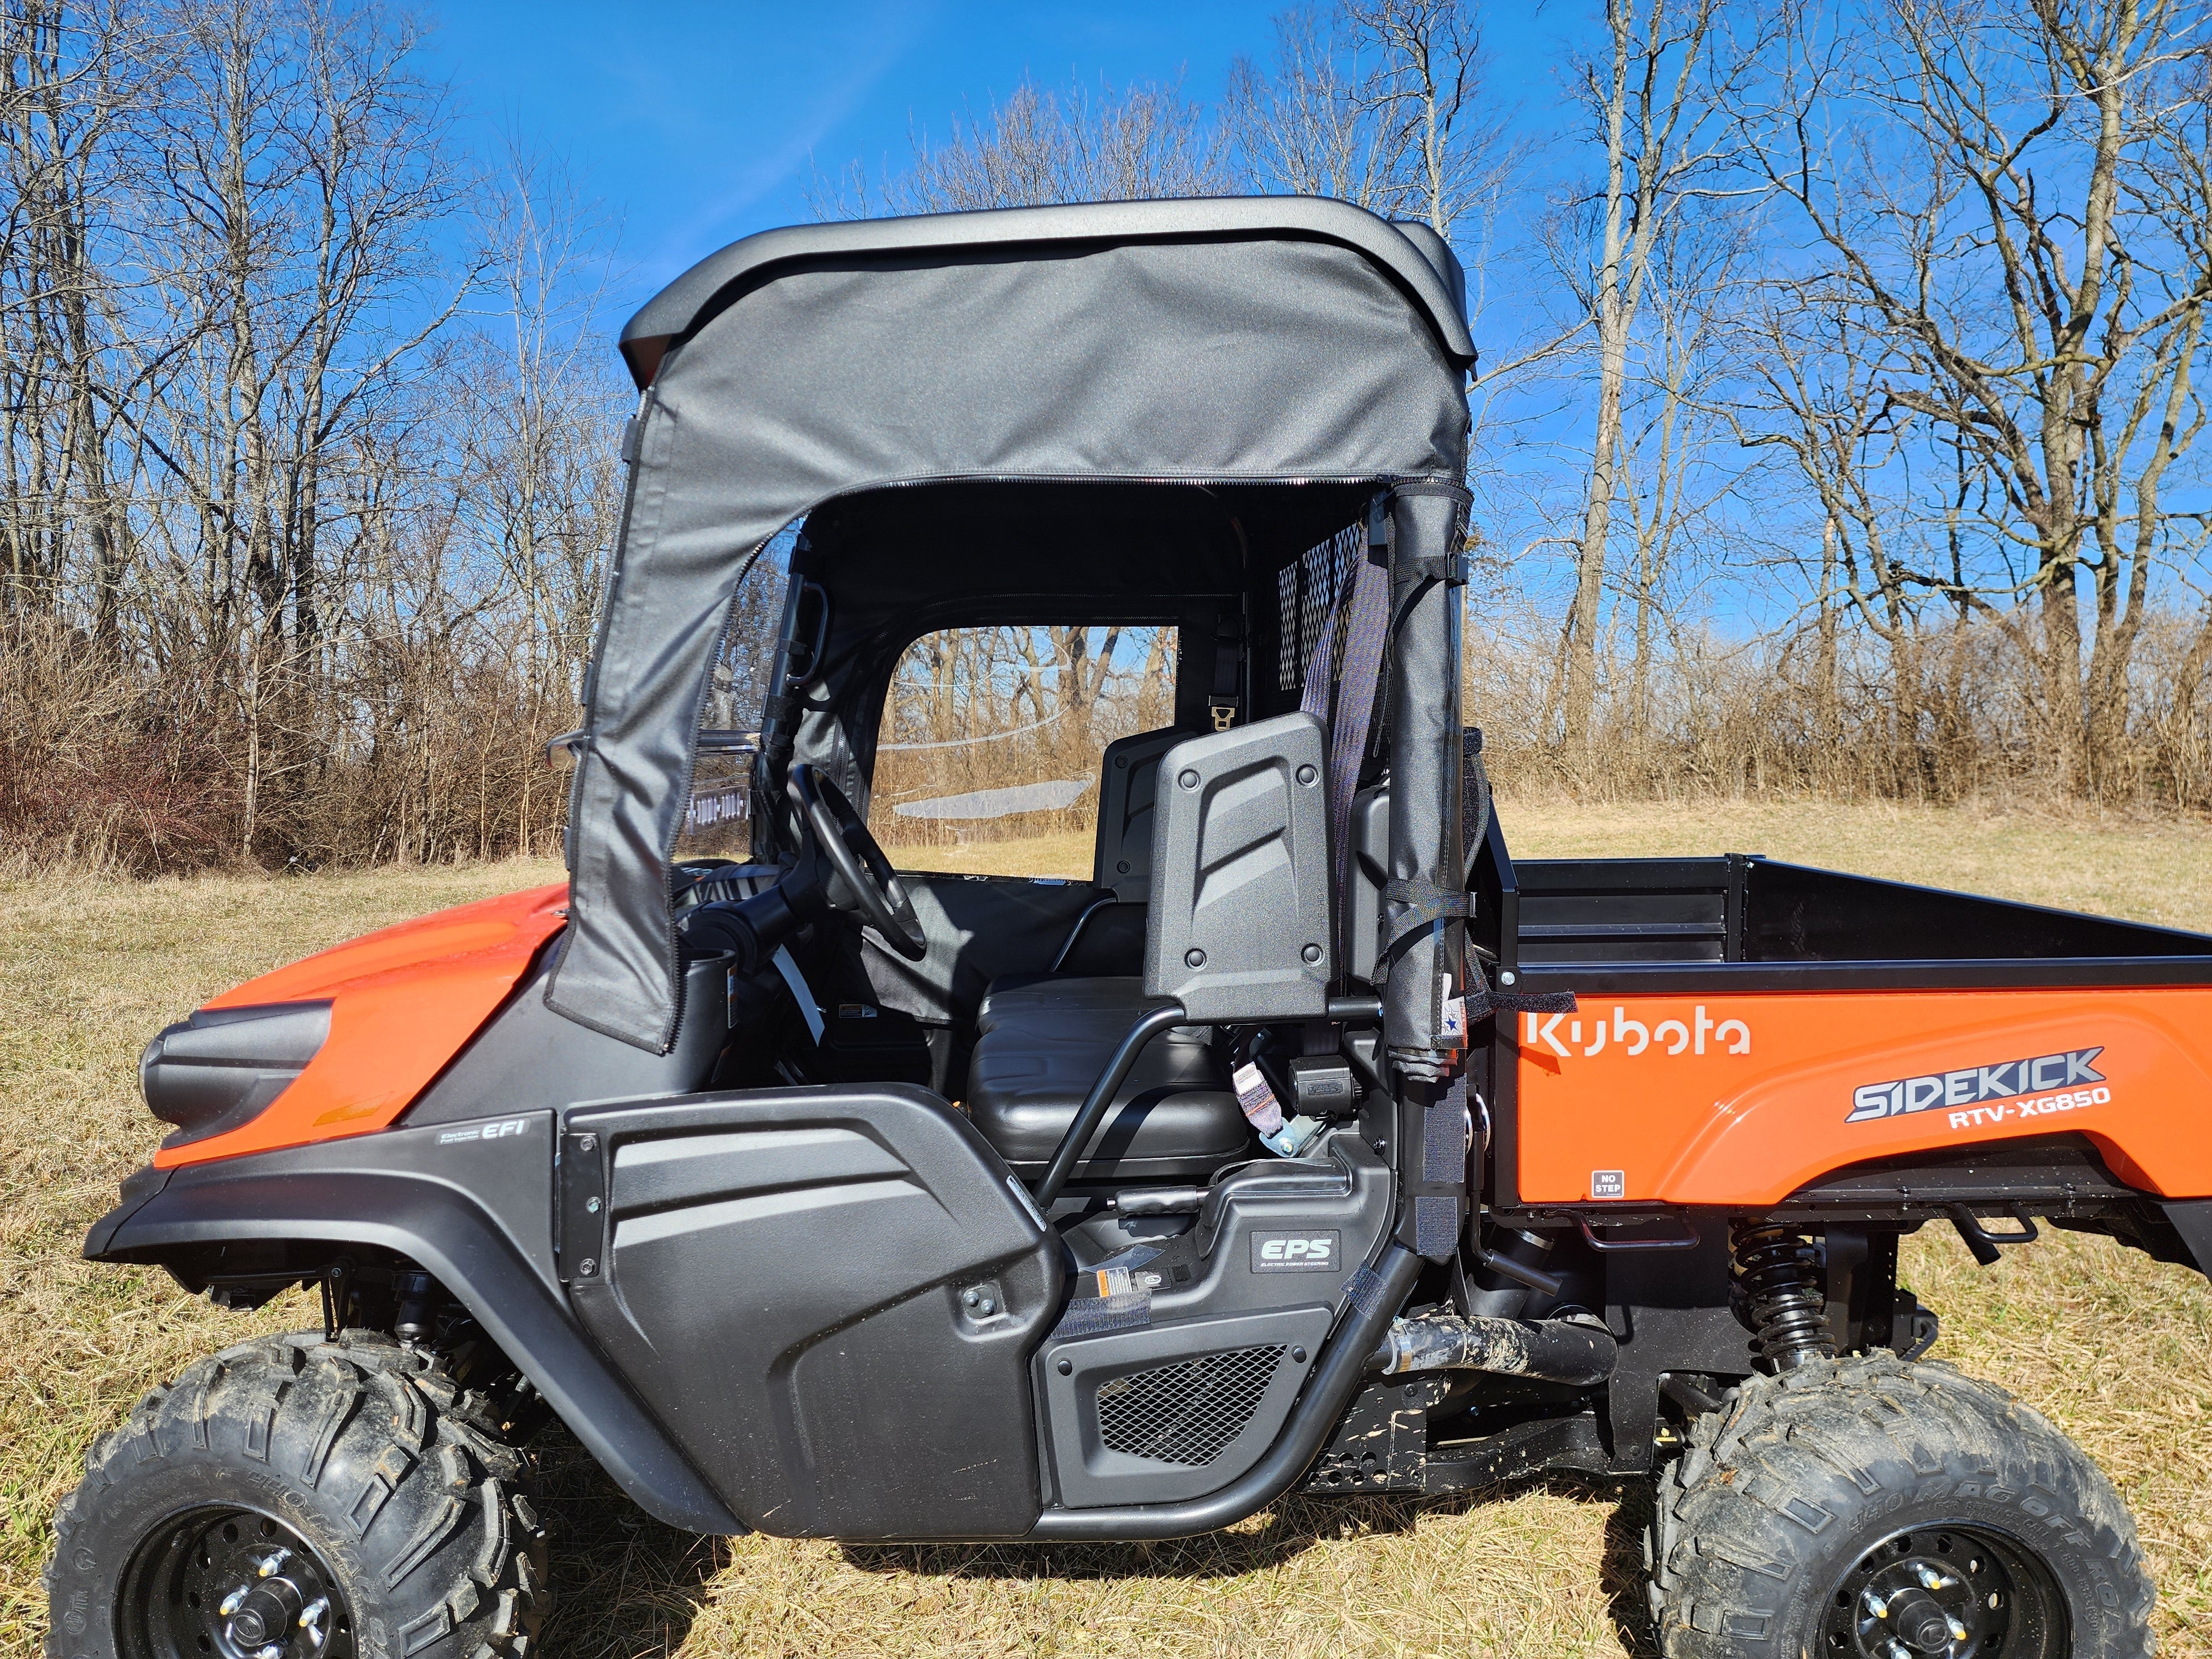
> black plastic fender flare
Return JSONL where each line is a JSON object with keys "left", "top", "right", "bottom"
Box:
{"left": 84, "top": 1111, "right": 743, "bottom": 1536}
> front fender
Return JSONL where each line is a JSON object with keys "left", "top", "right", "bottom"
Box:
{"left": 86, "top": 1110, "right": 742, "bottom": 1536}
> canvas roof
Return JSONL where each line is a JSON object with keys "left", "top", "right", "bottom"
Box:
{"left": 549, "top": 196, "right": 1477, "bottom": 1050}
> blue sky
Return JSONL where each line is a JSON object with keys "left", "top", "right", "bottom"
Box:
{"left": 409, "top": 6, "right": 2210, "bottom": 643}
{"left": 415, "top": 2, "right": 1667, "bottom": 621}
{"left": 420, "top": 1, "right": 1567, "bottom": 320}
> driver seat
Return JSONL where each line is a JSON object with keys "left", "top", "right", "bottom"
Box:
{"left": 963, "top": 976, "right": 1253, "bottom": 1182}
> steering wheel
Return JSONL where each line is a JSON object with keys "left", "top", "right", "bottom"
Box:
{"left": 786, "top": 764, "right": 929, "bottom": 961}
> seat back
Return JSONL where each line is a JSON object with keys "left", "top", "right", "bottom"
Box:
{"left": 1092, "top": 726, "right": 1186, "bottom": 899}
{"left": 1143, "top": 713, "right": 1333, "bottom": 1021}
{"left": 1344, "top": 782, "right": 1390, "bottom": 984}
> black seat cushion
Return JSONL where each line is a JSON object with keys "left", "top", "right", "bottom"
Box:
{"left": 965, "top": 976, "right": 1252, "bottom": 1181}
{"left": 977, "top": 973, "right": 1153, "bottom": 1032}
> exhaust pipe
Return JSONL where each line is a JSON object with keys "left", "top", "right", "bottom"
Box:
{"left": 1369, "top": 1312, "right": 1617, "bottom": 1389}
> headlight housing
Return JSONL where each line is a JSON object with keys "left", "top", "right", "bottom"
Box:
{"left": 139, "top": 1001, "right": 332, "bottom": 1149}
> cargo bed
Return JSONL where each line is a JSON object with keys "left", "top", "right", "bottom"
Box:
{"left": 1470, "top": 819, "right": 2212, "bottom": 1215}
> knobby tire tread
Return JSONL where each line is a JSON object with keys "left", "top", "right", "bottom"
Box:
{"left": 45, "top": 1331, "right": 549, "bottom": 1659}
{"left": 1655, "top": 1354, "right": 2150, "bottom": 1655}
{"left": 1645, "top": 1352, "right": 2154, "bottom": 1658}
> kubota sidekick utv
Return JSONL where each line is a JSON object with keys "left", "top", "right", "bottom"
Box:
{"left": 50, "top": 200, "right": 2212, "bottom": 1659}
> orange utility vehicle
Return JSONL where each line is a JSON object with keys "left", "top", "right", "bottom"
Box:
{"left": 52, "top": 200, "right": 2211, "bottom": 1659}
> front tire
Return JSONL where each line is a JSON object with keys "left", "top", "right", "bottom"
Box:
{"left": 45, "top": 1332, "right": 549, "bottom": 1659}
{"left": 1647, "top": 1353, "right": 2153, "bottom": 1658}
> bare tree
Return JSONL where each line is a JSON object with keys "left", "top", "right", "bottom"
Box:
{"left": 1344, "top": 0, "right": 1489, "bottom": 236}
{"left": 1552, "top": 0, "right": 1764, "bottom": 749}
{"left": 1612, "top": 207, "right": 1751, "bottom": 743}
{"left": 1227, "top": 1, "right": 1510, "bottom": 238}
{"left": 1738, "top": 291, "right": 1942, "bottom": 776}
{"left": 431, "top": 140, "right": 628, "bottom": 851}
{"left": 1227, "top": 7, "right": 1401, "bottom": 207}
{"left": 0, "top": 0, "right": 149, "bottom": 628}
{"left": 1747, "top": 0, "right": 2212, "bottom": 794}
{"left": 813, "top": 74, "right": 1234, "bottom": 217}
{"left": 120, "top": 0, "right": 469, "bottom": 851}
{"left": 0, "top": 0, "right": 638, "bottom": 870}
{"left": 452, "top": 139, "right": 626, "bottom": 696}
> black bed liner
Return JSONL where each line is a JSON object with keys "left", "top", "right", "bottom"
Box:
{"left": 1486, "top": 830, "right": 2212, "bottom": 991}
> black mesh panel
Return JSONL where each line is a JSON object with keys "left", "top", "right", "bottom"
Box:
{"left": 1276, "top": 522, "right": 1364, "bottom": 692}
{"left": 1095, "top": 1344, "right": 1288, "bottom": 1466}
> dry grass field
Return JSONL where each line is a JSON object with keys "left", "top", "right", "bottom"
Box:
{"left": 3, "top": 799, "right": 2210, "bottom": 1657}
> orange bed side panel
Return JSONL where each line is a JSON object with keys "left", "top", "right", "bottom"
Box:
{"left": 1515, "top": 987, "right": 2212, "bottom": 1206}
{"left": 155, "top": 883, "right": 572, "bottom": 1168}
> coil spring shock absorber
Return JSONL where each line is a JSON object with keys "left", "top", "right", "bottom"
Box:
{"left": 1730, "top": 1220, "right": 1835, "bottom": 1370}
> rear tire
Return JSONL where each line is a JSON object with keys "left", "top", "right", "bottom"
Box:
{"left": 45, "top": 1332, "right": 549, "bottom": 1659}
{"left": 1646, "top": 1353, "right": 2153, "bottom": 1658}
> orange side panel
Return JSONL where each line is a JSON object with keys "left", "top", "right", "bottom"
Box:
{"left": 155, "top": 883, "right": 571, "bottom": 1168}
{"left": 1515, "top": 987, "right": 2212, "bottom": 1206}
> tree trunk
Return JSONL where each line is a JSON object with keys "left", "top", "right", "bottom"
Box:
{"left": 1561, "top": 5, "right": 1634, "bottom": 751}
{"left": 1816, "top": 515, "right": 1840, "bottom": 752}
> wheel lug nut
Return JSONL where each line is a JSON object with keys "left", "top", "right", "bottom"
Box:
{"left": 1863, "top": 1589, "right": 1889, "bottom": 1618}
{"left": 220, "top": 1587, "right": 249, "bottom": 1616}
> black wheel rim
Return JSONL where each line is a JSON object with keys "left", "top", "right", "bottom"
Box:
{"left": 118, "top": 1507, "right": 354, "bottom": 1659}
{"left": 1822, "top": 1523, "right": 2066, "bottom": 1658}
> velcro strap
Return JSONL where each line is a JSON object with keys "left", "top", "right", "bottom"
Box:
{"left": 1390, "top": 482, "right": 1473, "bottom": 581}
{"left": 1339, "top": 1264, "right": 1388, "bottom": 1319}
{"left": 1413, "top": 1194, "right": 1460, "bottom": 1261}
{"left": 1462, "top": 734, "right": 1492, "bottom": 883}
{"left": 1052, "top": 1290, "right": 1152, "bottom": 1339}
{"left": 1468, "top": 982, "right": 1578, "bottom": 1018}
{"left": 1382, "top": 877, "right": 1472, "bottom": 931}
{"left": 1422, "top": 1099, "right": 1466, "bottom": 1183}
{"left": 765, "top": 691, "right": 841, "bottom": 726}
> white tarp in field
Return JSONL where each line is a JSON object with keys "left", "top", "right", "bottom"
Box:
{"left": 891, "top": 779, "right": 1092, "bottom": 821}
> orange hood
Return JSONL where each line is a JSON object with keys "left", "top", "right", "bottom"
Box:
{"left": 158, "top": 883, "right": 571, "bottom": 1167}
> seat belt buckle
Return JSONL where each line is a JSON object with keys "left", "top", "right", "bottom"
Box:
{"left": 1209, "top": 700, "right": 1240, "bottom": 732}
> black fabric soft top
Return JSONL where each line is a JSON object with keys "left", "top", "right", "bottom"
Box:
{"left": 618, "top": 197, "right": 1475, "bottom": 382}
{"left": 549, "top": 196, "right": 1475, "bottom": 1051}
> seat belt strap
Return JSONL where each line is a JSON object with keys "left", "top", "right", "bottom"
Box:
{"left": 1208, "top": 612, "right": 1243, "bottom": 731}
{"left": 1295, "top": 494, "right": 1395, "bottom": 911}
{"left": 1298, "top": 584, "right": 1343, "bottom": 724}
{"left": 771, "top": 946, "right": 825, "bottom": 1044}
{"left": 1324, "top": 498, "right": 1394, "bottom": 898}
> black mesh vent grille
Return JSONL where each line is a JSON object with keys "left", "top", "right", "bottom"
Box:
{"left": 1095, "top": 1344, "right": 1288, "bottom": 1466}
{"left": 1276, "top": 523, "right": 1364, "bottom": 692}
